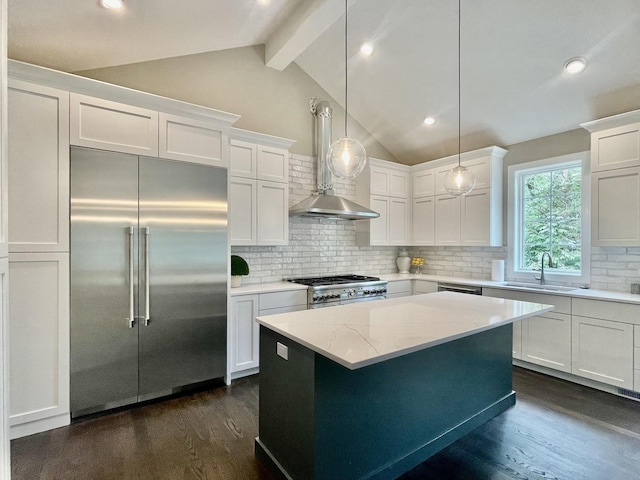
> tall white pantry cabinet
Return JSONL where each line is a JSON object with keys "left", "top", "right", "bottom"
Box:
{"left": 6, "top": 60, "right": 240, "bottom": 438}
{"left": 582, "top": 110, "right": 640, "bottom": 246}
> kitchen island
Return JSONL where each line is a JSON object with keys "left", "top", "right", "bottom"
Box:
{"left": 255, "top": 292, "right": 553, "bottom": 480}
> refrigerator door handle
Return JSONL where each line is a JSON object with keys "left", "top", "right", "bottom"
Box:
{"left": 144, "top": 227, "right": 151, "bottom": 326}
{"left": 127, "top": 226, "right": 136, "bottom": 328}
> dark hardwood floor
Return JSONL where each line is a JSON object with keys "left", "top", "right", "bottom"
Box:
{"left": 11, "top": 367, "right": 640, "bottom": 480}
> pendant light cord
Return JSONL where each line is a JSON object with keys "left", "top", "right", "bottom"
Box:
{"left": 457, "top": 0, "right": 461, "bottom": 168}
{"left": 344, "top": 0, "right": 348, "bottom": 137}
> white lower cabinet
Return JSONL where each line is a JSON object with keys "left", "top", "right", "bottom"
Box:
{"left": 412, "top": 280, "right": 438, "bottom": 295}
{"left": 482, "top": 288, "right": 571, "bottom": 371}
{"left": 9, "top": 253, "right": 70, "bottom": 438}
{"left": 229, "top": 290, "right": 306, "bottom": 380}
{"left": 386, "top": 280, "right": 412, "bottom": 299}
{"left": 571, "top": 298, "right": 636, "bottom": 389}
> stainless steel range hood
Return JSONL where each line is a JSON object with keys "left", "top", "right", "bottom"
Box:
{"left": 289, "top": 100, "right": 379, "bottom": 220}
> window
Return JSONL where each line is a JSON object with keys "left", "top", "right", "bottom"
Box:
{"left": 507, "top": 152, "right": 590, "bottom": 284}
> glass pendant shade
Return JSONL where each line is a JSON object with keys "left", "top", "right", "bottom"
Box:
{"left": 444, "top": 165, "right": 476, "bottom": 196}
{"left": 327, "top": 136, "right": 367, "bottom": 179}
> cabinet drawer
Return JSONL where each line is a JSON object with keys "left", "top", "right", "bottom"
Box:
{"left": 387, "top": 280, "right": 412, "bottom": 296}
{"left": 482, "top": 288, "right": 570, "bottom": 314}
{"left": 70, "top": 93, "right": 158, "bottom": 156}
{"left": 572, "top": 298, "right": 640, "bottom": 324}
{"left": 259, "top": 290, "right": 307, "bottom": 310}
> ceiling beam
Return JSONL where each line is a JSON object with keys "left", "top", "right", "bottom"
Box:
{"left": 265, "top": 0, "right": 360, "bottom": 71}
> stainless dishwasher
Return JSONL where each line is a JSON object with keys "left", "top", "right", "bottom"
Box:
{"left": 437, "top": 283, "right": 483, "bottom": 295}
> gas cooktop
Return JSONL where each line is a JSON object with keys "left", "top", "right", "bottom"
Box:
{"left": 287, "top": 274, "right": 381, "bottom": 287}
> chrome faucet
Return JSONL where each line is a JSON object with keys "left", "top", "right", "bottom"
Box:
{"left": 534, "top": 252, "right": 553, "bottom": 285}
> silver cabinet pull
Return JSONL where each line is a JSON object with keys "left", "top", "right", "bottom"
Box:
{"left": 144, "top": 227, "right": 151, "bottom": 326}
{"left": 127, "top": 226, "right": 135, "bottom": 328}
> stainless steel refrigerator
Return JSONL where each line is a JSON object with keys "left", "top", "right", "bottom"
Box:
{"left": 70, "top": 147, "right": 227, "bottom": 417}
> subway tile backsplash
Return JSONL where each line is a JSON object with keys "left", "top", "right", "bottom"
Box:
{"left": 231, "top": 154, "right": 640, "bottom": 292}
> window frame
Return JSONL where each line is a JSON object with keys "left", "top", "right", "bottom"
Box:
{"left": 507, "top": 151, "right": 590, "bottom": 285}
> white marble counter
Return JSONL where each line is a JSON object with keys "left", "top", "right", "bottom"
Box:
{"left": 256, "top": 291, "right": 553, "bottom": 370}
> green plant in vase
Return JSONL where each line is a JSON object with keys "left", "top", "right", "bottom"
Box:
{"left": 231, "top": 255, "right": 249, "bottom": 287}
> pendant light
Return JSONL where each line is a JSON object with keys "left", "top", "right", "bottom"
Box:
{"left": 327, "top": 0, "right": 367, "bottom": 179}
{"left": 444, "top": 0, "right": 476, "bottom": 196}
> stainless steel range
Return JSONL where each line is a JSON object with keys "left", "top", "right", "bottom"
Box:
{"left": 287, "top": 274, "right": 388, "bottom": 309}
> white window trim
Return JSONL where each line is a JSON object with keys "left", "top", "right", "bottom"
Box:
{"left": 507, "top": 151, "right": 591, "bottom": 285}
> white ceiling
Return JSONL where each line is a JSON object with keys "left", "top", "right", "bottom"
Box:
{"left": 8, "top": 0, "right": 640, "bottom": 164}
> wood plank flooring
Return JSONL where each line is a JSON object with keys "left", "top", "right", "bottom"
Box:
{"left": 11, "top": 367, "right": 640, "bottom": 480}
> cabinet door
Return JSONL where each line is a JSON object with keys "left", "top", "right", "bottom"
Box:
{"left": 412, "top": 169, "right": 436, "bottom": 197}
{"left": 591, "top": 167, "right": 640, "bottom": 246}
{"left": 8, "top": 81, "right": 69, "bottom": 253}
{"left": 521, "top": 313, "right": 572, "bottom": 373}
{"left": 389, "top": 198, "right": 409, "bottom": 245}
{"left": 230, "top": 295, "right": 259, "bottom": 373}
{"left": 434, "top": 161, "right": 457, "bottom": 195}
{"left": 386, "top": 280, "right": 412, "bottom": 298}
{"left": 229, "top": 139, "right": 257, "bottom": 178}
{"left": 388, "top": 171, "right": 409, "bottom": 198}
{"left": 229, "top": 177, "right": 257, "bottom": 246}
{"left": 158, "top": 113, "right": 224, "bottom": 167}
{"left": 257, "top": 146, "right": 288, "bottom": 183}
{"left": 572, "top": 316, "right": 634, "bottom": 388}
{"left": 257, "top": 181, "right": 289, "bottom": 245}
{"left": 461, "top": 188, "right": 491, "bottom": 246}
{"left": 70, "top": 93, "right": 159, "bottom": 156}
{"left": 434, "top": 194, "right": 460, "bottom": 245}
{"left": 369, "top": 196, "right": 390, "bottom": 245}
{"left": 369, "top": 167, "right": 390, "bottom": 195}
{"left": 412, "top": 197, "right": 435, "bottom": 245}
{"left": 591, "top": 123, "right": 640, "bottom": 172}
{"left": 413, "top": 280, "right": 438, "bottom": 294}
{"left": 9, "top": 253, "right": 70, "bottom": 438}
{"left": 461, "top": 156, "right": 492, "bottom": 189}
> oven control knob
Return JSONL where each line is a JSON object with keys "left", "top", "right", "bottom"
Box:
{"left": 348, "top": 289, "right": 356, "bottom": 297}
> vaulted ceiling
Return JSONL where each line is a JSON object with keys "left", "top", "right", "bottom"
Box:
{"left": 8, "top": 0, "right": 640, "bottom": 164}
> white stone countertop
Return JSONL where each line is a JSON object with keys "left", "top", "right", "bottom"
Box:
{"left": 256, "top": 291, "right": 553, "bottom": 370}
{"left": 232, "top": 274, "right": 640, "bottom": 305}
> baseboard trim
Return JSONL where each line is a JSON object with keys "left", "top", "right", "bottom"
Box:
{"left": 10, "top": 413, "right": 70, "bottom": 439}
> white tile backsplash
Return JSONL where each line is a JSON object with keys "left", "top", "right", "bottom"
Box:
{"left": 232, "top": 154, "right": 640, "bottom": 291}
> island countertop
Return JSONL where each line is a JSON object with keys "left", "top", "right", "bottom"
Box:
{"left": 256, "top": 291, "right": 553, "bottom": 369}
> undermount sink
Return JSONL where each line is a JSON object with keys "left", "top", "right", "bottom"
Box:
{"left": 501, "top": 282, "right": 578, "bottom": 293}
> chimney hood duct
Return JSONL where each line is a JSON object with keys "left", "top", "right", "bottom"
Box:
{"left": 289, "top": 100, "right": 379, "bottom": 220}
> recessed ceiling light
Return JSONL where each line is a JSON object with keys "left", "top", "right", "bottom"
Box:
{"left": 423, "top": 116, "right": 436, "bottom": 126}
{"left": 100, "top": 0, "right": 124, "bottom": 9}
{"left": 564, "top": 57, "right": 587, "bottom": 75}
{"left": 359, "top": 42, "right": 374, "bottom": 57}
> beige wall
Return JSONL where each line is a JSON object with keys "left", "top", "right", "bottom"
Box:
{"left": 77, "top": 45, "right": 397, "bottom": 162}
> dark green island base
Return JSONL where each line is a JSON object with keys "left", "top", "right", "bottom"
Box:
{"left": 255, "top": 323, "right": 515, "bottom": 480}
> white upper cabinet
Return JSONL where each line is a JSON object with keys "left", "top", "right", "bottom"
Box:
{"left": 356, "top": 159, "right": 411, "bottom": 246}
{"left": 230, "top": 139, "right": 258, "bottom": 178}
{"left": 8, "top": 81, "right": 70, "bottom": 253}
{"left": 228, "top": 128, "right": 294, "bottom": 246}
{"left": 412, "top": 146, "right": 506, "bottom": 247}
{"left": 158, "top": 113, "right": 225, "bottom": 167}
{"left": 70, "top": 93, "right": 159, "bottom": 156}
{"left": 412, "top": 168, "right": 436, "bottom": 198}
{"left": 583, "top": 111, "right": 640, "bottom": 247}
{"left": 582, "top": 111, "right": 640, "bottom": 173}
